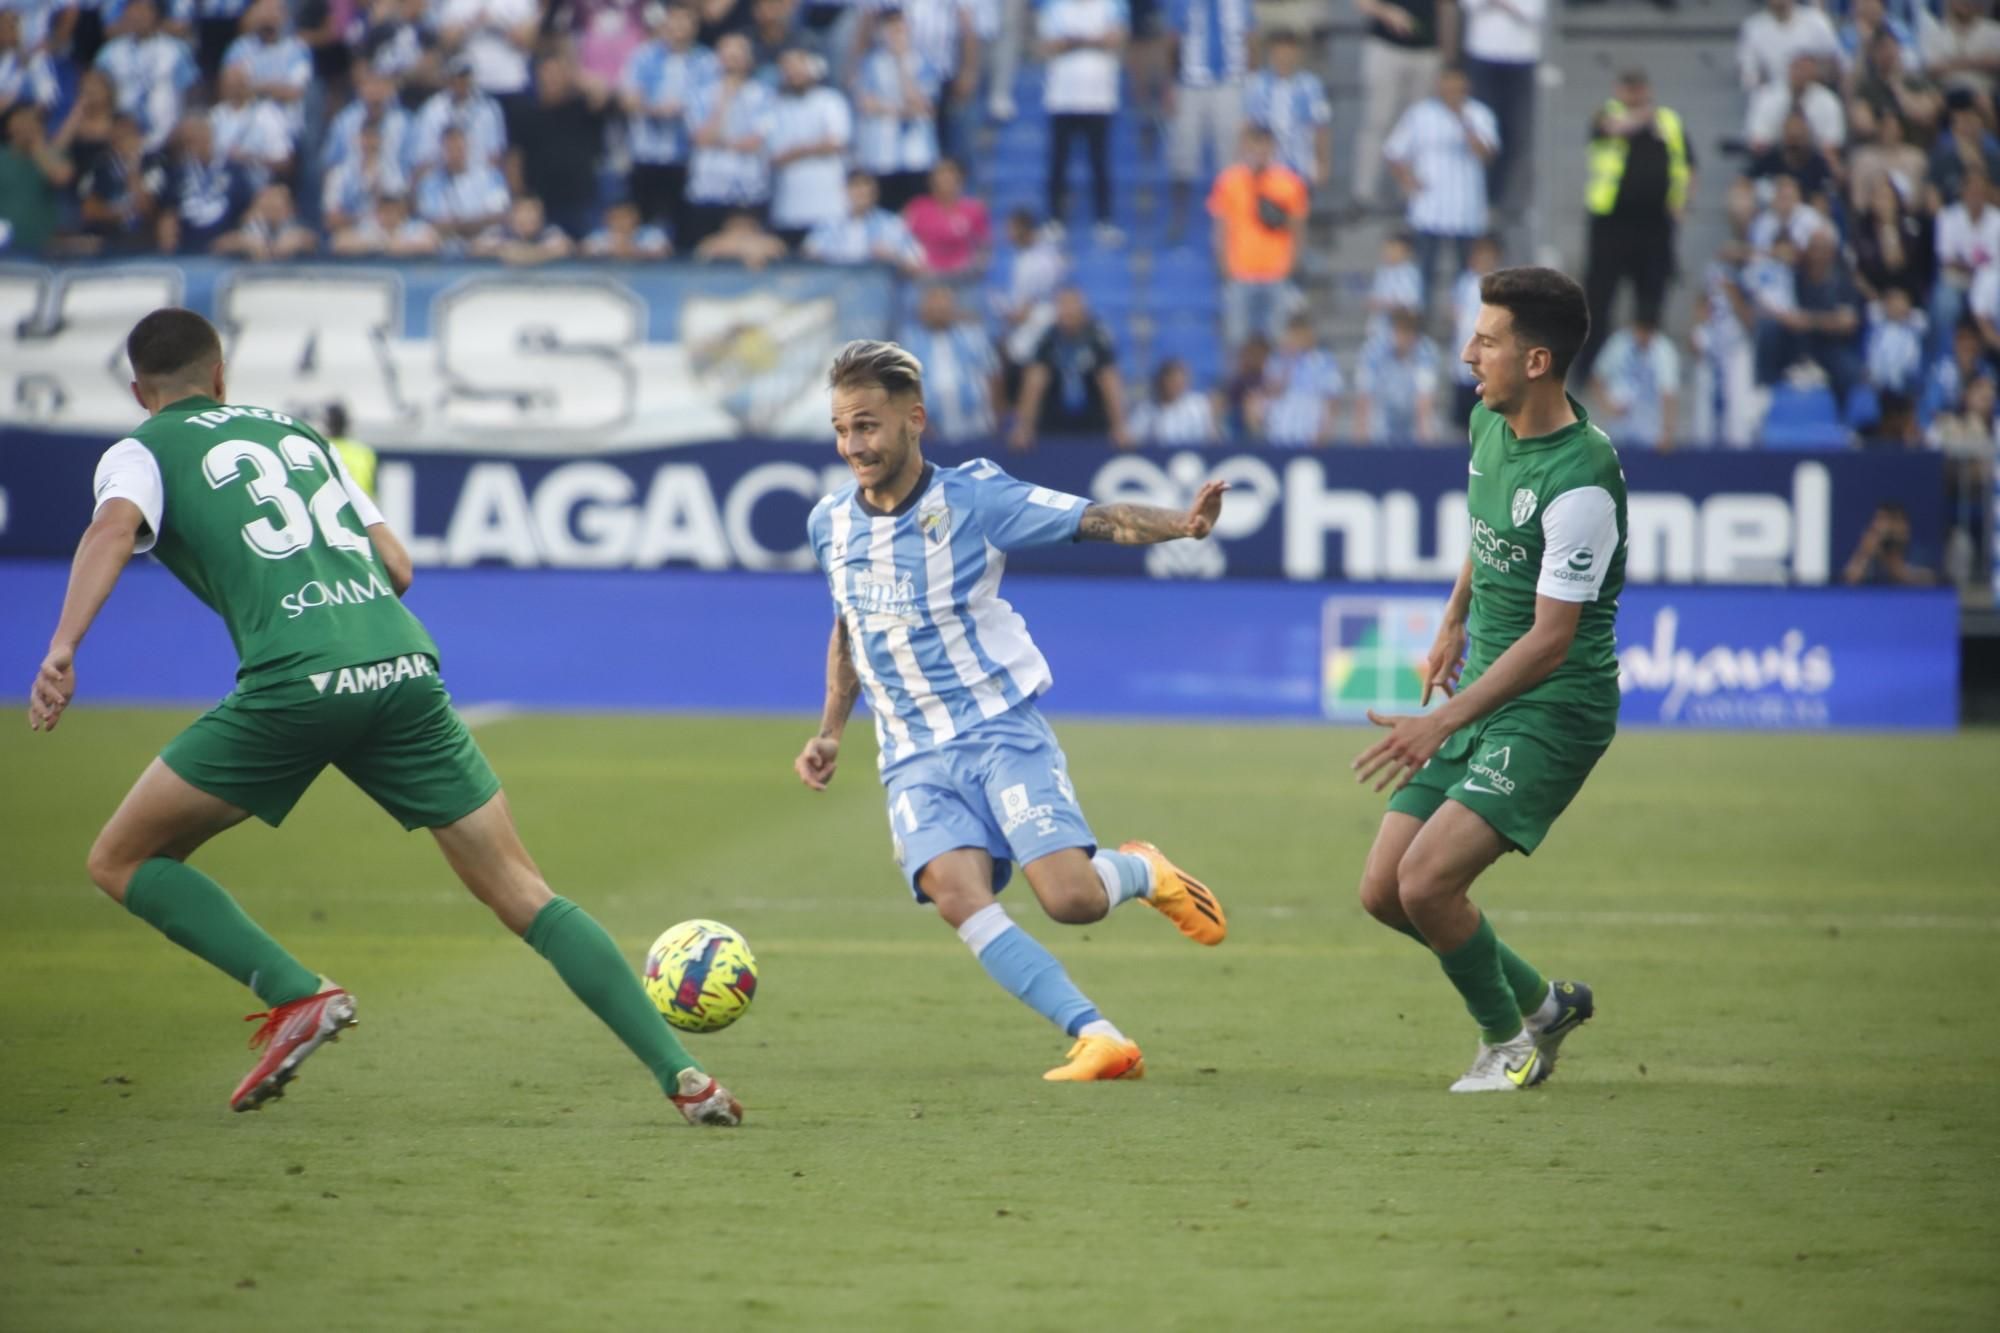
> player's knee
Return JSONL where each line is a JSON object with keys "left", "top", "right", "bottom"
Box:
{"left": 1042, "top": 873, "right": 1107, "bottom": 925}
{"left": 921, "top": 870, "right": 991, "bottom": 930}
{"left": 1395, "top": 851, "right": 1453, "bottom": 915}
{"left": 84, "top": 838, "right": 137, "bottom": 902}
{"left": 1357, "top": 866, "right": 1402, "bottom": 925}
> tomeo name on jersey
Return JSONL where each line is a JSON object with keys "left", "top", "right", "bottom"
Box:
{"left": 92, "top": 395, "right": 437, "bottom": 691}
{"left": 1463, "top": 397, "right": 1627, "bottom": 709}
{"left": 808, "top": 459, "right": 1086, "bottom": 767}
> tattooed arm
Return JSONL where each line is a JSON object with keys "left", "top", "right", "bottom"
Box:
{"left": 795, "top": 614, "right": 861, "bottom": 790}
{"left": 1077, "top": 480, "right": 1229, "bottom": 544}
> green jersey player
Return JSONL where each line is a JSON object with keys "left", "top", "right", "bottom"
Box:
{"left": 1351, "top": 267, "right": 1622, "bottom": 1093}
{"left": 27, "top": 308, "right": 741, "bottom": 1125}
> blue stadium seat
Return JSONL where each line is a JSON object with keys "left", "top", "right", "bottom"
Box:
{"left": 1760, "top": 385, "right": 1848, "bottom": 449}
{"left": 1152, "top": 319, "right": 1227, "bottom": 386}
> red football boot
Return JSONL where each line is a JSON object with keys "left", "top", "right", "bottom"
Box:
{"left": 230, "top": 985, "right": 358, "bottom": 1112}
{"left": 670, "top": 1067, "right": 744, "bottom": 1126}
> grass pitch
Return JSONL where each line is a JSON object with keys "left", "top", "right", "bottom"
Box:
{"left": 2, "top": 711, "right": 1997, "bottom": 1332}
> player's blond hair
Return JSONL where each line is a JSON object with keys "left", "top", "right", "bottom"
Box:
{"left": 827, "top": 340, "right": 925, "bottom": 399}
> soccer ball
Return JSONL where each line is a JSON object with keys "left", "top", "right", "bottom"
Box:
{"left": 643, "top": 919, "right": 759, "bottom": 1033}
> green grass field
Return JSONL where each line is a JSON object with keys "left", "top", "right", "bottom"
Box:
{"left": 2, "top": 711, "right": 1997, "bottom": 1331}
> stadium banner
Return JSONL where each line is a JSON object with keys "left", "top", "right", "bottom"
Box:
{"left": 0, "top": 565, "right": 1958, "bottom": 730}
{"left": 0, "top": 431, "right": 1946, "bottom": 586}
{"left": 0, "top": 259, "right": 897, "bottom": 450}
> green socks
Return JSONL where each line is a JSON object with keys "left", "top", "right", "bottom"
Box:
{"left": 525, "top": 897, "right": 697, "bottom": 1092}
{"left": 1390, "top": 917, "right": 1549, "bottom": 1017}
{"left": 1435, "top": 913, "right": 1527, "bottom": 1044}
{"left": 124, "top": 857, "right": 320, "bottom": 1008}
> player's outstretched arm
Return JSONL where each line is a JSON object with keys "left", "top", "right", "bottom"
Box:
{"left": 1077, "top": 480, "right": 1228, "bottom": 544}
{"left": 365, "top": 521, "right": 414, "bottom": 596}
{"left": 29, "top": 499, "right": 143, "bottom": 732}
{"left": 796, "top": 615, "right": 861, "bottom": 791}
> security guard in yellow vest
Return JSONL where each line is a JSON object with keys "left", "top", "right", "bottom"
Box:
{"left": 323, "top": 402, "right": 378, "bottom": 498}
{"left": 1576, "top": 69, "right": 1696, "bottom": 381}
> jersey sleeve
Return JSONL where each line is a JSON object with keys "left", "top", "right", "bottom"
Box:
{"left": 963, "top": 460, "right": 1088, "bottom": 552}
{"left": 92, "top": 438, "right": 165, "bottom": 554}
{"left": 324, "top": 441, "right": 386, "bottom": 527}
{"left": 1536, "top": 486, "right": 1620, "bottom": 603}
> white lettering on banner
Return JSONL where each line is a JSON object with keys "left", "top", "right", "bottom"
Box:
{"left": 1283, "top": 458, "right": 1466, "bottom": 581}
{"left": 531, "top": 463, "right": 640, "bottom": 568}
{"left": 1, "top": 269, "right": 182, "bottom": 418}
{"left": 1090, "top": 451, "right": 1282, "bottom": 578}
{"left": 1626, "top": 463, "right": 1830, "bottom": 584}
{"left": 445, "top": 463, "right": 542, "bottom": 567}
{"left": 721, "top": 463, "right": 823, "bottom": 571}
{"left": 437, "top": 282, "right": 642, "bottom": 437}
{"left": 632, "top": 466, "right": 731, "bottom": 568}
{"left": 221, "top": 271, "right": 409, "bottom": 426}
{"left": 1617, "top": 606, "right": 1835, "bottom": 722}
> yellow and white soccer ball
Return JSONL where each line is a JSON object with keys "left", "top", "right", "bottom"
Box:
{"left": 643, "top": 919, "right": 759, "bottom": 1033}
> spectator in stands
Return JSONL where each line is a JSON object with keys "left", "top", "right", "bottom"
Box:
{"left": 1757, "top": 227, "right": 1862, "bottom": 410}
{"left": 1967, "top": 251, "right": 2000, "bottom": 353}
{"left": 853, "top": 7, "right": 939, "bottom": 214}
{"left": 1928, "top": 91, "right": 2000, "bottom": 203}
{"left": 1865, "top": 284, "right": 1928, "bottom": 443}
{"left": 298, "top": 0, "right": 355, "bottom": 92}
{"left": 0, "top": 11, "right": 60, "bottom": 113}
{"left": 1748, "top": 53, "right": 1846, "bottom": 154}
{"left": 1011, "top": 286, "right": 1129, "bottom": 448}
{"left": 694, "top": 206, "right": 789, "bottom": 266}
{"left": 1352, "top": 0, "right": 1446, "bottom": 214}
{"left": 1846, "top": 99, "right": 1930, "bottom": 212}
{"left": 212, "top": 180, "right": 317, "bottom": 259}
{"left": 583, "top": 197, "right": 673, "bottom": 256}
{"left": 1356, "top": 308, "right": 1440, "bottom": 443}
{"left": 359, "top": 0, "right": 442, "bottom": 92}
{"left": 186, "top": 0, "right": 251, "bottom": 83}
{"left": 1931, "top": 168, "right": 2000, "bottom": 347}
{"left": 418, "top": 124, "right": 511, "bottom": 246}
{"left": 1920, "top": 0, "right": 2000, "bottom": 99}
{"left": 94, "top": 0, "right": 197, "bottom": 153}
{"left": 1221, "top": 331, "right": 1269, "bottom": 435}
{"left": 1576, "top": 69, "right": 1693, "bottom": 382}
{"left": 804, "top": 167, "right": 926, "bottom": 270}
{"left": 622, "top": 3, "right": 717, "bottom": 240}
{"left": 854, "top": 0, "right": 979, "bottom": 162}
{"left": 210, "top": 62, "right": 294, "bottom": 190}
{"left": 1837, "top": 0, "right": 1913, "bottom": 72}
{"left": 1384, "top": 65, "right": 1498, "bottom": 313}
{"left": 475, "top": 193, "right": 576, "bottom": 263}
{"left": 1252, "top": 313, "right": 1343, "bottom": 446}
{"left": 994, "top": 206, "right": 1067, "bottom": 373}
{"left": 1210, "top": 123, "right": 1307, "bottom": 352}
{"left": 79, "top": 113, "right": 167, "bottom": 252}
{"left": 158, "top": 112, "right": 249, "bottom": 255}
{"left": 1850, "top": 26, "right": 1942, "bottom": 142}
{"left": 750, "top": 0, "right": 813, "bottom": 78}
{"left": 1449, "top": 232, "right": 1500, "bottom": 426}
{"left": 1693, "top": 240, "right": 1759, "bottom": 447}
{"left": 0, "top": 103, "right": 72, "bottom": 256}
{"left": 1461, "top": 0, "right": 1543, "bottom": 217}
{"left": 1131, "top": 357, "right": 1220, "bottom": 443}
{"left": 898, "top": 282, "right": 1000, "bottom": 442}
{"left": 904, "top": 156, "right": 991, "bottom": 278}
{"left": 1366, "top": 230, "right": 1423, "bottom": 346}
{"left": 411, "top": 55, "right": 510, "bottom": 176}
{"left": 768, "top": 45, "right": 852, "bottom": 248}
{"left": 223, "top": 0, "right": 311, "bottom": 134}
{"left": 1852, "top": 171, "right": 1934, "bottom": 302}
{"left": 326, "top": 67, "right": 412, "bottom": 173}
{"left": 573, "top": 0, "right": 652, "bottom": 87}
{"left": 508, "top": 52, "right": 612, "bottom": 239}
{"left": 1929, "top": 378, "right": 2000, "bottom": 579}
{"left": 332, "top": 189, "right": 443, "bottom": 255}
{"left": 1038, "top": 0, "right": 1126, "bottom": 246}
{"left": 1922, "top": 318, "right": 1992, "bottom": 425}
{"left": 440, "top": 0, "right": 539, "bottom": 107}
{"left": 1738, "top": 0, "right": 1839, "bottom": 94}
{"left": 1750, "top": 173, "right": 1831, "bottom": 253}
{"left": 1244, "top": 27, "right": 1331, "bottom": 194}
{"left": 1164, "top": 0, "right": 1253, "bottom": 237}
{"left": 685, "top": 32, "right": 776, "bottom": 248}
{"left": 1747, "top": 109, "right": 1839, "bottom": 202}
{"left": 1842, "top": 501, "right": 1936, "bottom": 585}
{"left": 1591, "top": 318, "right": 1680, "bottom": 451}
{"left": 53, "top": 68, "right": 118, "bottom": 192}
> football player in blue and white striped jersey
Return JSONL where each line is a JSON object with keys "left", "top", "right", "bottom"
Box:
{"left": 795, "top": 340, "right": 1230, "bottom": 1083}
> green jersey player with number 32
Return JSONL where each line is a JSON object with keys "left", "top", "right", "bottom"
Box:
{"left": 27, "top": 308, "right": 742, "bottom": 1125}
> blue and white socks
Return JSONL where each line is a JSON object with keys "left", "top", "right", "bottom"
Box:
{"left": 956, "top": 903, "right": 1125, "bottom": 1041}
{"left": 1091, "top": 849, "right": 1154, "bottom": 911}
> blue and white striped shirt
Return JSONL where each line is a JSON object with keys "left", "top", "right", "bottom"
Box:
{"left": 1367, "top": 259, "right": 1424, "bottom": 347}
{"left": 1700, "top": 259, "right": 1748, "bottom": 363}
{"left": 209, "top": 99, "right": 293, "bottom": 186}
{"left": 686, "top": 77, "right": 777, "bottom": 205}
{"left": 899, "top": 321, "right": 1000, "bottom": 441}
{"left": 768, "top": 85, "right": 853, "bottom": 231}
{"left": 804, "top": 207, "right": 924, "bottom": 266}
{"left": 2, "top": 0, "right": 69, "bottom": 49}
{"left": 1263, "top": 347, "right": 1344, "bottom": 445}
{"left": 222, "top": 33, "right": 311, "bottom": 131}
{"left": 1358, "top": 335, "right": 1441, "bottom": 442}
{"left": 808, "top": 459, "right": 1086, "bottom": 767}
{"left": 1866, "top": 311, "right": 1928, "bottom": 395}
{"left": 416, "top": 163, "right": 510, "bottom": 227}
{"left": 621, "top": 42, "right": 720, "bottom": 166}
{"left": 863, "top": 0, "right": 970, "bottom": 81}
{"left": 1382, "top": 96, "right": 1498, "bottom": 237}
{"left": 322, "top": 152, "right": 409, "bottom": 223}
{"left": 408, "top": 90, "right": 508, "bottom": 173}
{"left": 1592, "top": 329, "right": 1681, "bottom": 447}
{"left": 1132, "top": 390, "right": 1219, "bottom": 444}
{"left": 323, "top": 101, "right": 412, "bottom": 172}
{"left": 1244, "top": 69, "right": 1331, "bottom": 184}
{"left": 95, "top": 33, "right": 198, "bottom": 152}
{"left": 853, "top": 46, "right": 939, "bottom": 175}
{"left": 1169, "top": 0, "right": 1253, "bottom": 87}
{"left": 0, "top": 47, "right": 60, "bottom": 111}
{"left": 1451, "top": 268, "right": 1483, "bottom": 386}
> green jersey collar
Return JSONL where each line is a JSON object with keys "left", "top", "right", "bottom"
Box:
{"left": 161, "top": 394, "right": 221, "bottom": 414}
{"left": 1500, "top": 395, "right": 1592, "bottom": 452}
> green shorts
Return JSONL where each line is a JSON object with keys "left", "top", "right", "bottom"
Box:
{"left": 1387, "top": 697, "right": 1614, "bottom": 855}
{"left": 160, "top": 656, "right": 501, "bottom": 831}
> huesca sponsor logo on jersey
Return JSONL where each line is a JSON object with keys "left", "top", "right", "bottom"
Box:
{"left": 309, "top": 654, "right": 435, "bottom": 695}
{"left": 280, "top": 569, "right": 394, "bottom": 619}
{"left": 1470, "top": 517, "right": 1528, "bottom": 574}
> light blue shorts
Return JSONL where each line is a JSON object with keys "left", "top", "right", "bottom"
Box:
{"left": 880, "top": 702, "right": 1098, "bottom": 901}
